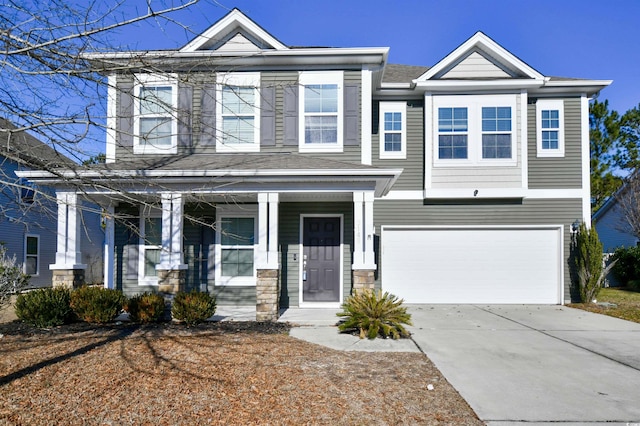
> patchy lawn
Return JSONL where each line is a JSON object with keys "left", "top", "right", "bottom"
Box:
{"left": 569, "top": 287, "right": 640, "bottom": 323}
{"left": 0, "top": 321, "right": 482, "bottom": 425}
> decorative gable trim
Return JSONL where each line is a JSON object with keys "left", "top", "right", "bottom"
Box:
{"left": 415, "top": 32, "right": 544, "bottom": 82}
{"left": 180, "top": 8, "right": 288, "bottom": 53}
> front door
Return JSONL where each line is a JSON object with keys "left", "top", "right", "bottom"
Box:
{"left": 302, "top": 217, "right": 341, "bottom": 303}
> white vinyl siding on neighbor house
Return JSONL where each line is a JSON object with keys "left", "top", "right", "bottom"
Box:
{"left": 536, "top": 99, "right": 565, "bottom": 157}
{"left": 24, "top": 234, "right": 39, "bottom": 276}
{"left": 381, "top": 226, "right": 563, "bottom": 304}
{"left": 216, "top": 72, "right": 261, "bottom": 152}
{"left": 298, "top": 71, "right": 344, "bottom": 153}
{"left": 379, "top": 102, "right": 407, "bottom": 159}
{"left": 133, "top": 74, "right": 178, "bottom": 154}
{"left": 215, "top": 206, "right": 258, "bottom": 286}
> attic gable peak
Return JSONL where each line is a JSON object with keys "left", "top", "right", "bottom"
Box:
{"left": 180, "top": 8, "right": 288, "bottom": 53}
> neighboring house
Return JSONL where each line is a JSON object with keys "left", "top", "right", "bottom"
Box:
{"left": 593, "top": 190, "right": 639, "bottom": 253}
{"left": 0, "top": 118, "right": 103, "bottom": 287}
{"left": 19, "top": 9, "right": 611, "bottom": 317}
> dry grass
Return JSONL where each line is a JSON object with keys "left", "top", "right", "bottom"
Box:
{"left": 0, "top": 321, "right": 481, "bottom": 425}
{"left": 569, "top": 287, "right": 640, "bottom": 323}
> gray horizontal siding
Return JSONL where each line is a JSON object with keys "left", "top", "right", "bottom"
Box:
{"left": 278, "top": 202, "right": 353, "bottom": 308}
{"left": 372, "top": 101, "right": 424, "bottom": 190}
{"left": 528, "top": 98, "right": 583, "bottom": 188}
{"left": 373, "top": 198, "right": 582, "bottom": 302}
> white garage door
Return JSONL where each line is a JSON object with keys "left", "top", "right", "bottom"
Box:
{"left": 381, "top": 226, "right": 563, "bottom": 304}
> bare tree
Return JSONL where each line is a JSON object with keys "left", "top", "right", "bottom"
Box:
{"left": 614, "top": 171, "right": 640, "bottom": 239}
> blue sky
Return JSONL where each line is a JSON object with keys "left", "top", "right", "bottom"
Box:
{"left": 110, "top": 0, "right": 640, "bottom": 114}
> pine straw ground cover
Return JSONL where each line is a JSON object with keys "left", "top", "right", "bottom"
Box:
{"left": 0, "top": 321, "right": 481, "bottom": 425}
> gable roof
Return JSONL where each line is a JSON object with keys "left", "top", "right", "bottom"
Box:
{"left": 0, "top": 118, "right": 75, "bottom": 169}
{"left": 180, "top": 8, "right": 288, "bottom": 53}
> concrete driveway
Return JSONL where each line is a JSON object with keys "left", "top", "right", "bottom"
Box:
{"left": 407, "top": 305, "right": 640, "bottom": 425}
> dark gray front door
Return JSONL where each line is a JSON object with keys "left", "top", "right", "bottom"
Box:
{"left": 302, "top": 217, "right": 340, "bottom": 303}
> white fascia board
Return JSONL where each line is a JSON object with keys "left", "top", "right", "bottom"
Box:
{"left": 417, "top": 32, "right": 544, "bottom": 81}
{"left": 180, "top": 9, "right": 288, "bottom": 52}
{"left": 414, "top": 79, "right": 544, "bottom": 91}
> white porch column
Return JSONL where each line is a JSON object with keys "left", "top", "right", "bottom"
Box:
{"left": 352, "top": 191, "right": 376, "bottom": 270}
{"left": 257, "top": 192, "right": 279, "bottom": 269}
{"left": 50, "top": 192, "right": 86, "bottom": 270}
{"left": 158, "top": 192, "right": 187, "bottom": 270}
{"left": 103, "top": 205, "right": 115, "bottom": 289}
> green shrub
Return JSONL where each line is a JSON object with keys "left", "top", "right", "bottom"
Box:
{"left": 124, "top": 292, "right": 166, "bottom": 323}
{"left": 171, "top": 290, "right": 216, "bottom": 326}
{"left": 337, "top": 289, "right": 412, "bottom": 339}
{"left": 15, "top": 287, "right": 73, "bottom": 327}
{"left": 611, "top": 246, "right": 640, "bottom": 289}
{"left": 70, "top": 286, "right": 126, "bottom": 323}
{"left": 572, "top": 223, "right": 615, "bottom": 303}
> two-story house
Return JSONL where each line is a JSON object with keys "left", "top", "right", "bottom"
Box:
{"left": 19, "top": 9, "right": 610, "bottom": 319}
{"left": 1, "top": 118, "right": 103, "bottom": 287}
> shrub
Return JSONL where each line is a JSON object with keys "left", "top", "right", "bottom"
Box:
{"left": 15, "top": 287, "right": 73, "bottom": 327}
{"left": 0, "top": 245, "right": 30, "bottom": 310}
{"left": 611, "top": 246, "right": 640, "bottom": 290}
{"left": 70, "top": 286, "right": 126, "bottom": 323}
{"left": 572, "top": 223, "right": 616, "bottom": 303}
{"left": 171, "top": 290, "right": 216, "bottom": 326}
{"left": 337, "top": 289, "right": 412, "bottom": 339}
{"left": 124, "top": 292, "right": 166, "bottom": 323}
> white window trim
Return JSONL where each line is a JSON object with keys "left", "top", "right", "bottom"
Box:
{"left": 298, "top": 71, "right": 344, "bottom": 153}
{"left": 138, "top": 208, "right": 162, "bottom": 286}
{"left": 216, "top": 72, "right": 261, "bottom": 153}
{"left": 433, "top": 94, "right": 518, "bottom": 167}
{"left": 215, "top": 205, "right": 259, "bottom": 287}
{"left": 24, "top": 234, "right": 40, "bottom": 277}
{"left": 536, "top": 99, "right": 565, "bottom": 157}
{"left": 379, "top": 102, "right": 407, "bottom": 160}
{"left": 133, "top": 73, "right": 179, "bottom": 155}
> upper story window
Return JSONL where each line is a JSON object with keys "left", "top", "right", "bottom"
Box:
{"left": 133, "top": 74, "right": 178, "bottom": 155}
{"left": 215, "top": 206, "right": 258, "bottom": 286}
{"left": 139, "top": 210, "right": 162, "bottom": 285}
{"left": 299, "top": 71, "right": 343, "bottom": 153}
{"left": 536, "top": 99, "right": 564, "bottom": 157}
{"left": 24, "top": 234, "right": 39, "bottom": 276}
{"left": 217, "top": 72, "right": 260, "bottom": 152}
{"left": 379, "top": 102, "right": 407, "bottom": 160}
{"left": 433, "top": 95, "right": 517, "bottom": 166}
{"left": 18, "top": 178, "right": 35, "bottom": 204}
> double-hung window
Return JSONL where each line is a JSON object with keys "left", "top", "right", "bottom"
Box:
{"left": 133, "top": 74, "right": 178, "bottom": 154}
{"left": 536, "top": 99, "right": 564, "bottom": 157}
{"left": 434, "top": 95, "right": 516, "bottom": 165}
{"left": 215, "top": 207, "right": 258, "bottom": 286}
{"left": 139, "top": 212, "right": 162, "bottom": 285}
{"left": 379, "top": 102, "right": 407, "bottom": 159}
{"left": 24, "top": 234, "right": 39, "bottom": 276}
{"left": 299, "top": 71, "right": 343, "bottom": 152}
{"left": 216, "top": 72, "right": 260, "bottom": 152}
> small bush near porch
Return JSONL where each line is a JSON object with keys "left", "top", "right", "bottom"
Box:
{"left": 570, "top": 287, "right": 640, "bottom": 323}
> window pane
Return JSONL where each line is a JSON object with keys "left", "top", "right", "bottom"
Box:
{"left": 25, "top": 257, "right": 37, "bottom": 275}
{"left": 222, "top": 116, "right": 255, "bottom": 144}
{"left": 145, "top": 248, "right": 160, "bottom": 277}
{"left": 145, "top": 218, "right": 162, "bottom": 246}
{"left": 304, "top": 116, "right": 338, "bottom": 144}
{"left": 542, "top": 110, "right": 560, "bottom": 129}
{"left": 384, "top": 133, "right": 402, "bottom": 152}
{"left": 140, "top": 118, "right": 172, "bottom": 146}
{"left": 438, "top": 108, "right": 467, "bottom": 132}
{"left": 438, "top": 135, "right": 467, "bottom": 159}
{"left": 221, "top": 248, "right": 253, "bottom": 277}
{"left": 305, "top": 84, "right": 338, "bottom": 113}
{"left": 222, "top": 86, "right": 255, "bottom": 115}
{"left": 482, "top": 134, "right": 512, "bottom": 158}
{"left": 482, "top": 107, "right": 511, "bottom": 132}
{"left": 140, "top": 86, "right": 172, "bottom": 115}
{"left": 384, "top": 112, "right": 402, "bottom": 131}
{"left": 26, "top": 237, "right": 38, "bottom": 255}
{"left": 221, "top": 218, "right": 254, "bottom": 246}
{"left": 542, "top": 130, "right": 559, "bottom": 150}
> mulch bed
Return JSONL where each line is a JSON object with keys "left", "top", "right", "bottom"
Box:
{"left": 0, "top": 320, "right": 482, "bottom": 425}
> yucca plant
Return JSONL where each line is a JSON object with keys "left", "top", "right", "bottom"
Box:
{"left": 337, "top": 289, "right": 412, "bottom": 339}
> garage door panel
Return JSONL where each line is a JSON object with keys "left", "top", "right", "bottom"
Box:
{"left": 382, "top": 227, "right": 561, "bottom": 304}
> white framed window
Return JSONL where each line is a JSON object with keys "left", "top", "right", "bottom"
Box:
{"left": 299, "top": 71, "right": 344, "bottom": 153}
{"left": 133, "top": 74, "right": 178, "bottom": 155}
{"left": 433, "top": 95, "right": 517, "bottom": 166}
{"left": 216, "top": 72, "right": 261, "bottom": 152}
{"left": 18, "top": 178, "right": 35, "bottom": 204}
{"left": 24, "top": 234, "right": 39, "bottom": 276}
{"left": 379, "top": 102, "right": 407, "bottom": 159}
{"left": 138, "top": 209, "right": 162, "bottom": 286}
{"left": 536, "top": 99, "right": 564, "bottom": 157}
{"left": 215, "top": 206, "right": 258, "bottom": 286}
